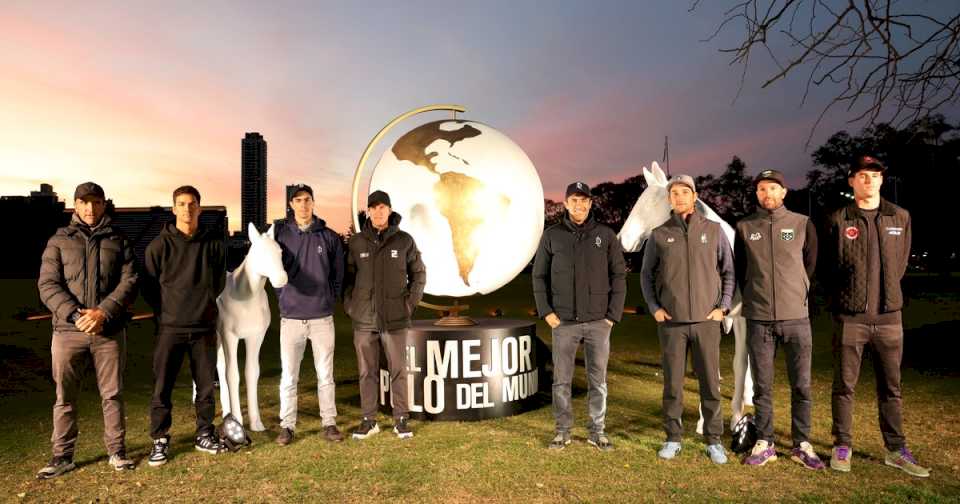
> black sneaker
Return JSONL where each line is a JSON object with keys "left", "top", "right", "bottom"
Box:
{"left": 276, "top": 427, "right": 294, "bottom": 446}
{"left": 352, "top": 417, "right": 380, "bottom": 440}
{"left": 588, "top": 432, "right": 613, "bottom": 451}
{"left": 36, "top": 456, "right": 76, "bottom": 479}
{"left": 148, "top": 436, "right": 169, "bottom": 467}
{"left": 108, "top": 450, "right": 136, "bottom": 471}
{"left": 194, "top": 433, "right": 222, "bottom": 454}
{"left": 393, "top": 417, "right": 413, "bottom": 439}
{"left": 548, "top": 432, "right": 571, "bottom": 450}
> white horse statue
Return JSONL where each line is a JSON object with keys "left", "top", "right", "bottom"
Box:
{"left": 618, "top": 162, "right": 753, "bottom": 432}
{"left": 215, "top": 222, "right": 288, "bottom": 432}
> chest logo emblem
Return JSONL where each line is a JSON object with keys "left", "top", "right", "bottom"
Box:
{"left": 391, "top": 249, "right": 399, "bottom": 258}
{"left": 780, "top": 229, "right": 795, "bottom": 241}
{"left": 844, "top": 226, "right": 859, "bottom": 240}
{"left": 749, "top": 232, "right": 762, "bottom": 241}
{"left": 700, "top": 233, "right": 708, "bottom": 244}
{"left": 886, "top": 226, "right": 903, "bottom": 236}
{"left": 359, "top": 252, "right": 370, "bottom": 259}
{"left": 595, "top": 236, "right": 602, "bottom": 248}
{"left": 666, "top": 237, "right": 675, "bottom": 243}
{"left": 317, "top": 245, "right": 323, "bottom": 254}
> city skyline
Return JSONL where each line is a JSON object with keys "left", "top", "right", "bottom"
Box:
{"left": 3, "top": 1, "right": 958, "bottom": 234}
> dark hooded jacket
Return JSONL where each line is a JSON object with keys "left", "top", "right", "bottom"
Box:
{"left": 143, "top": 223, "right": 226, "bottom": 332}
{"left": 343, "top": 212, "right": 426, "bottom": 331}
{"left": 275, "top": 215, "right": 345, "bottom": 319}
{"left": 37, "top": 213, "right": 138, "bottom": 335}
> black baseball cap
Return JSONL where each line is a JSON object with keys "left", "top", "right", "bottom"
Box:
{"left": 367, "top": 190, "right": 392, "bottom": 208}
{"left": 565, "top": 181, "right": 592, "bottom": 199}
{"left": 754, "top": 169, "right": 786, "bottom": 188}
{"left": 289, "top": 183, "right": 313, "bottom": 200}
{"left": 849, "top": 155, "right": 886, "bottom": 176}
{"left": 73, "top": 182, "right": 105, "bottom": 201}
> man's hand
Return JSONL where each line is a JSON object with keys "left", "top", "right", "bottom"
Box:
{"left": 545, "top": 313, "right": 561, "bottom": 329}
{"left": 653, "top": 308, "right": 672, "bottom": 323}
{"left": 76, "top": 308, "right": 108, "bottom": 335}
{"left": 706, "top": 308, "right": 725, "bottom": 322}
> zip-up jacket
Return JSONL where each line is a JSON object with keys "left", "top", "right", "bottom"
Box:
{"left": 532, "top": 214, "right": 626, "bottom": 323}
{"left": 823, "top": 198, "right": 911, "bottom": 314}
{"left": 734, "top": 205, "right": 817, "bottom": 321}
{"left": 37, "top": 213, "right": 138, "bottom": 335}
{"left": 640, "top": 211, "right": 735, "bottom": 323}
{"left": 143, "top": 223, "right": 226, "bottom": 332}
{"left": 275, "top": 216, "right": 345, "bottom": 320}
{"left": 343, "top": 213, "right": 426, "bottom": 332}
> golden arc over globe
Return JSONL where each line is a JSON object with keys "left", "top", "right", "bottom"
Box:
{"left": 354, "top": 105, "right": 544, "bottom": 298}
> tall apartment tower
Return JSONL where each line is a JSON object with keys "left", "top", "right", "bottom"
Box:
{"left": 241, "top": 132, "right": 267, "bottom": 233}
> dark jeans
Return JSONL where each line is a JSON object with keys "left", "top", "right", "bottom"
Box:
{"left": 354, "top": 329, "right": 408, "bottom": 420}
{"left": 831, "top": 321, "right": 906, "bottom": 450}
{"left": 658, "top": 320, "right": 723, "bottom": 444}
{"left": 150, "top": 329, "right": 217, "bottom": 439}
{"left": 50, "top": 330, "right": 127, "bottom": 459}
{"left": 747, "top": 318, "right": 813, "bottom": 446}
{"left": 551, "top": 319, "right": 612, "bottom": 434}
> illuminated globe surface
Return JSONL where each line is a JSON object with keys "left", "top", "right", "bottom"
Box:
{"left": 369, "top": 119, "right": 544, "bottom": 297}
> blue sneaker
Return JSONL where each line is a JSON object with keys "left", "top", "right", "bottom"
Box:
{"left": 658, "top": 441, "right": 681, "bottom": 459}
{"left": 706, "top": 443, "right": 728, "bottom": 464}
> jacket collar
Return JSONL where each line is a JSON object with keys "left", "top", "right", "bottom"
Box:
{"left": 758, "top": 204, "right": 788, "bottom": 220}
{"left": 66, "top": 213, "right": 113, "bottom": 237}
{"left": 562, "top": 213, "right": 597, "bottom": 233}
{"left": 286, "top": 215, "right": 326, "bottom": 234}
{"left": 361, "top": 212, "right": 402, "bottom": 243}
{"left": 843, "top": 197, "right": 896, "bottom": 220}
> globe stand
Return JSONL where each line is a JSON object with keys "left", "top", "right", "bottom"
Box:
{"left": 419, "top": 300, "right": 477, "bottom": 326}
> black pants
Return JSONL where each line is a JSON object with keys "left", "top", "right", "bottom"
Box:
{"left": 150, "top": 329, "right": 217, "bottom": 439}
{"left": 658, "top": 321, "right": 723, "bottom": 444}
{"left": 747, "top": 318, "right": 813, "bottom": 446}
{"left": 353, "top": 329, "right": 408, "bottom": 420}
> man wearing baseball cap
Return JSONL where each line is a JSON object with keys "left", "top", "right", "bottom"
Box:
{"left": 345, "top": 190, "right": 426, "bottom": 440}
{"left": 734, "top": 169, "right": 824, "bottom": 469}
{"left": 533, "top": 181, "right": 626, "bottom": 451}
{"left": 822, "top": 155, "right": 928, "bottom": 476}
{"left": 36, "top": 182, "right": 138, "bottom": 478}
{"left": 273, "top": 184, "right": 346, "bottom": 445}
{"left": 640, "top": 174, "right": 735, "bottom": 464}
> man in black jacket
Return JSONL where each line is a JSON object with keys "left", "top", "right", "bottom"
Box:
{"left": 344, "top": 190, "right": 426, "bottom": 440}
{"left": 36, "top": 182, "right": 138, "bottom": 479}
{"left": 533, "top": 181, "right": 626, "bottom": 451}
{"left": 640, "top": 175, "right": 735, "bottom": 464}
{"left": 143, "top": 185, "right": 226, "bottom": 465}
{"left": 823, "top": 155, "right": 928, "bottom": 477}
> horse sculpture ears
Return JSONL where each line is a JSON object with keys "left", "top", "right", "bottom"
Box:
{"left": 643, "top": 161, "right": 669, "bottom": 188}
{"left": 247, "top": 222, "right": 260, "bottom": 244}
{"left": 265, "top": 224, "right": 275, "bottom": 240}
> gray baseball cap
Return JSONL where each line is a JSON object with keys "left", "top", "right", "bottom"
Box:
{"left": 667, "top": 174, "right": 696, "bottom": 192}
{"left": 73, "top": 182, "right": 105, "bottom": 201}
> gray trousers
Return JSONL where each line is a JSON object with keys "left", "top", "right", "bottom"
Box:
{"left": 747, "top": 318, "right": 813, "bottom": 446}
{"left": 279, "top": 316, "right": 337, "bottom": 429}
{"left": 831, "top": 321, "right": 906, "bottom": 450}
{"left": 354, "top": 329, "right": 408, "bottom": 420}
{"left": 51, "top": 330, "right": 126, "bottom": 458}
{"left": 551, "top": 319, "right": 611, "bottom": 434}
{"left": 658, "top": 321, "right": 723, "bottom": 444}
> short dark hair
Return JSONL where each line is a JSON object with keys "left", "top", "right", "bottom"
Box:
{"left": 172, "top": 185, "right": 201, "bottom": 204}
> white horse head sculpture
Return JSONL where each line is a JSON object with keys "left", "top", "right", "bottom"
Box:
{"left": 212, "top": 222, "right": 288, "bottom": 431}
{"left": 617, "top": 161, "right": 753, "bottom": 431}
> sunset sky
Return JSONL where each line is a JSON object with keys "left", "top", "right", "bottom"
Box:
{"left": 3, "top": 1, "right": 956, "bottom": 233}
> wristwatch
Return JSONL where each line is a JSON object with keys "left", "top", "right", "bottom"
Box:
{"left": 67, "top": 309, "right": 82, "bottom": 323}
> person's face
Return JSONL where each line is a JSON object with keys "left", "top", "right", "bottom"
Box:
{"left": 75, "top": 196, "right": 106, "bottom": 226}
{"left": 756, "top": 180, "right": 787, "bottom": 210}
{"left": 368, "top": 203, "right": 391, "bottom": 229}
{"left": 669, "top": 185, "right": 696, "bottom": 214}
{"left": 173, "top": 193, "right": 201, "bottom": 226}
{"left": 289, "top": 192, "right": 314, "bottom": 221}
{"left": 849, "top": 169, "right": 883, "bottom": 199}
{"left": 564, "top": 194, "right": 592, "bottom": 224}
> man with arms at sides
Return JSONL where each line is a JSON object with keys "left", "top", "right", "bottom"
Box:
{"left": 824, "top": 156, "right": 928, "bottom": 477}
{"left": 344, "top": 190, "right": 426, "bottom": 440}
{"left": 144, "top": 185, "right": 226, "bottom": 465}
{"left": 36, "top": 182, "right": 138, "bottom": 478}
{"left": 533, "top": 181, "right": 626, "bottom": 451}
{"left": 640, "top": 175, "right": 735, "bottom": 464}
{"left": 274, "top": 184, "right": 346, "bottom": 445}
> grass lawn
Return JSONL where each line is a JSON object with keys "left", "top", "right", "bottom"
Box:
{"left": 0, "top": 274, "right": 958, "bottom": 503}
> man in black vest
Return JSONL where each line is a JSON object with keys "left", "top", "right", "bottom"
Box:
{"left": 533, "top": 181, "right": 626, "bottom": 451}
{"left": 823, "top": 155, "right": 928, "bottom": 477}
{"left": 735, "top": 169, "right": 823, "bottom": 469}
{"left": 640, "top": 175, "right": 735, "bottom": 464}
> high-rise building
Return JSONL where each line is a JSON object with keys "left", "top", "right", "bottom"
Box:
{"left": 241, "top": 132, "right": 267, "bottom": 233}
